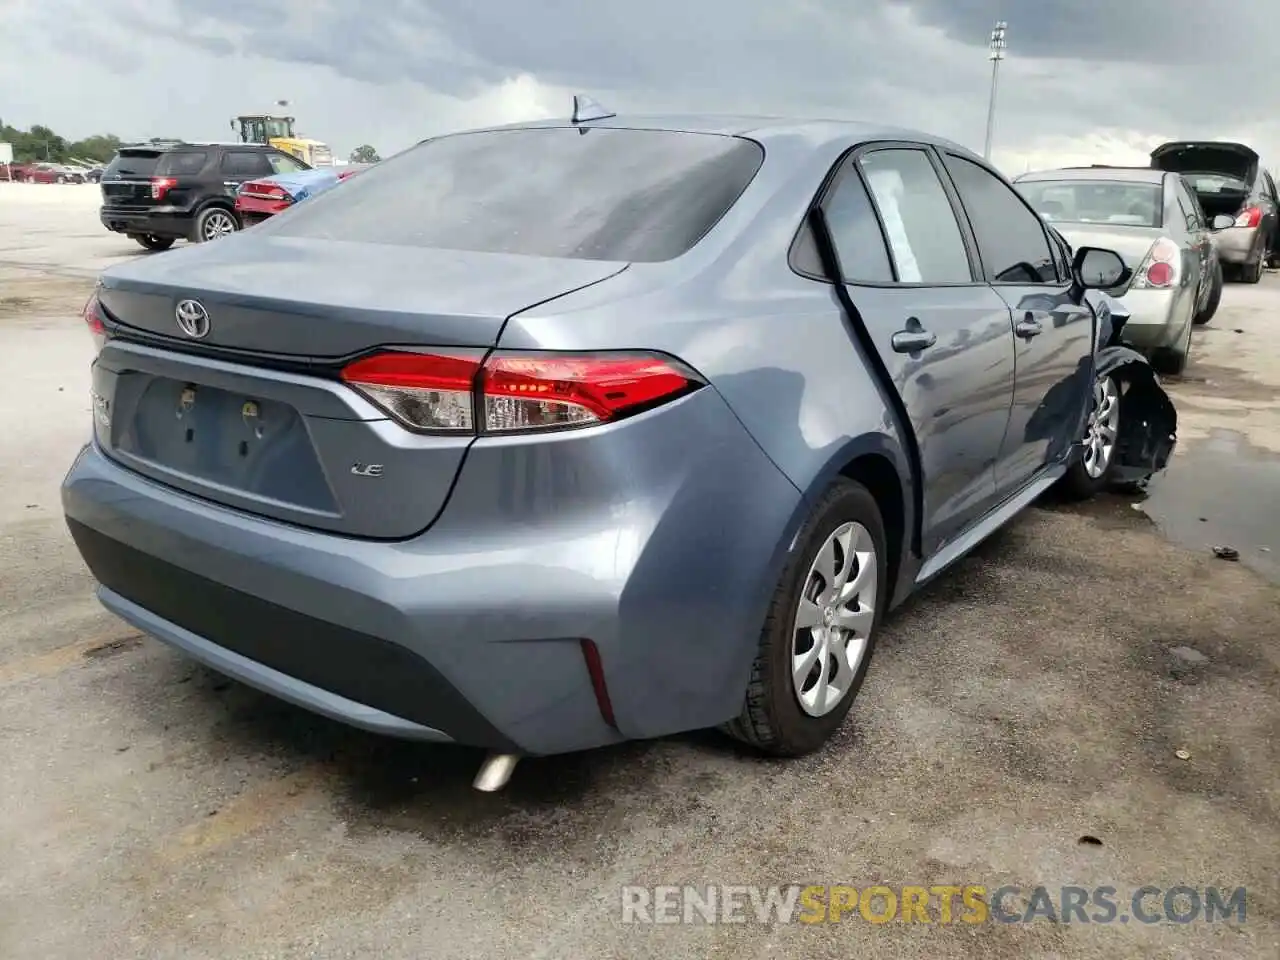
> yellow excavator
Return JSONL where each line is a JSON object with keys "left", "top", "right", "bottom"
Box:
{"left": 230, "top": 114, "right": 334, "bottom": 168}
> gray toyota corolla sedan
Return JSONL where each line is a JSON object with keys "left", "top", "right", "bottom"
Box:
{"left": 62, "top": 102, "right": 1174, "bottom": 791}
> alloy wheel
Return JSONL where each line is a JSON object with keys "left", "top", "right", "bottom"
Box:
{"left": 202, "top": 211, "right": 237, "bottom": 241}
{"left": 1082, "top": 375, "right": 1120, "bottom": 479}
{"left": 791, "top": 521, "right": 877, "bottom": 717}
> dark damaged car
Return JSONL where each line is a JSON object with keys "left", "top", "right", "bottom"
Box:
{"left": 62, "top": 109, "right": 1176, "bottom": 792}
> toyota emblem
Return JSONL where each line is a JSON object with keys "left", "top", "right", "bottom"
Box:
{"left": 175, "top": 299, "right": 210, "bottom": 339}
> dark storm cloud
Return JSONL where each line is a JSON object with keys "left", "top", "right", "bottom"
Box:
{"left": 899, "top": 0, "right": 1267, "bottom": 65}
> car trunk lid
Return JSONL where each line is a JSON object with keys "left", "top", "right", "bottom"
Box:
{"left": 93, "top": 237, "right": 628, "bottom": 538}
{"left": 100, "top": 149, "right": 163, "bottom": 209}
{"left": 98, "top": 234, "right": 627, "bottom": 355}
{"left": 1051, "top": 223, "right": 1165, "bottom": 271}
{"left": 1150, "top": 141, "right": 1259, "bottom": 182}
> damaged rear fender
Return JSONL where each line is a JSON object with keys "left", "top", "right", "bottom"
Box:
{"left": 1096, "top": 345, "right": 1178, "bottom": 483}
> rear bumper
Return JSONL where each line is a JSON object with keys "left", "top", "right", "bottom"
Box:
{"left": 1111, "top": 287, "right": 1190, "bottom": 350}
{"left": 1214, "top": 225, "right": 1262, "bottom": 264}
{"left": 61, "top": 388, "right": 803, "bottom": 756}
{"left": 100, "top": 207, "right": 194, "bottom": 239}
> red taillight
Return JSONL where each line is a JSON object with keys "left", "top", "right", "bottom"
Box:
{"left": 340, "top": 351, "right": 480, "bottom": 432}
{"left": 240, "top": 180, "right": 291, "bottom": 201}
{"left": 1234, "top": 206, "right": 1262, "bottom": 228}
{"left": 339, "top": 350, "right": 703, "bottom": 434}
{"left": 1144, "top": 261, "right": 1173, "bottom": 287}
{"left": 1132, "top": 236, "right": 1179, "bottom": 290}
{"left": 337, "top": 170, "right": 358, "bottom": 181}
{"left": 82, "top": 292, "right": 107, "bottom": 352}
{"left": 150, "top": 176, "right": 177, "bottom": 200}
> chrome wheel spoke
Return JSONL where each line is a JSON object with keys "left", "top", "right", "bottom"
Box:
{"left": 834, "top": 603, "right": 874, "bottom": 636}
{"left": 795, "top": 597, "right": 823, "bottom": 630}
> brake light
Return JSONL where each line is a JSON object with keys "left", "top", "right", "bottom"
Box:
{"left": 1130, "top": 237, "right": 1180, "bottom": 290}
{"left": 239, "top": 180, "right": 291, "bottom": 201}
{"left": 150, "top": 177, "right": 177, "bottom": 200}
{"left": 1234, "top": 206, "right": 1262, "bottom": 228}
{"left": 82, "top": 292, "right": 107, "bottom": 352}
{"left": 339, "top": 350, "right": 704, "bottom": 434}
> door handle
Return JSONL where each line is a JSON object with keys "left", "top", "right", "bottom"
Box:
{"left": 891, "top": 322, "right": 936, "bottom": 353}
{"left": 1015, "top": 314, "right": 1042, "bottom": 340}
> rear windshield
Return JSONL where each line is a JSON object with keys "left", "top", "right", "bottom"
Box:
{"left": 105, "top": 150, "right": 161, "bottom": 178}
{"left": 264, "top": 127, "right": 765, "bottom": 262}
{"left": 1016, "top": 180, "right": 1164, "bottom": 229}
{"left": 155, "top": 150, "right": 209, "bottom": 176}
{"left": 1181, "top": 173, "right": 1248, "bottom": 196}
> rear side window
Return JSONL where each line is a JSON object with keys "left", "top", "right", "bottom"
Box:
{"left": 943, "top": 154, "right": 1057, "bottom": 283}
{"left": 155, "top": 151, "right": 208, "bottom": 176}
{"left": 105, "top": 151, "right": 161, "bottom": 178}
{"left": 221, "top": 151, "right": 272, "bottom": 177}
{"left": 818, "top": 170, "right": 894, "bottom": 282}
{"left": 265, "top": 127, "right": 765, "bottom": 262}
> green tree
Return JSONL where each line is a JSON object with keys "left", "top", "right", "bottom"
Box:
{"left": 349, "top": 144, "right": 380, "bottom": 164}
{"left": 0, "top": 121, "right": 123, "bottom": 163}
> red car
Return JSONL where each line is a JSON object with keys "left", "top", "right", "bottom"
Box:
{"left": 235, "top": 166, "right": 365, "bottom": 226}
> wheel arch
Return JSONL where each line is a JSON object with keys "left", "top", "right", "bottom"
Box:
{"left": 774, "top": 432, "right": 919, "bottom": 613}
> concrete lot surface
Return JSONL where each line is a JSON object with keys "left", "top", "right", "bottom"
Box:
{"left": 1, "top": 182, "right": 1277, "bottom": 959}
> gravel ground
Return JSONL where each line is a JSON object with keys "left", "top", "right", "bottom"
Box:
{"left": 1, "top": 182, "right": 1277, "bottom": 959}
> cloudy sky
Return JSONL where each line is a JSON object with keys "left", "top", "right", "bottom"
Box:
{"left": 3, "top": 0, "right": 1277, "bottom": 172}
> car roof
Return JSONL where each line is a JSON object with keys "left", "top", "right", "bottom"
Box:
{"left": 428, "top": 113, "right": 981, "bottom": 158}
{"left": 1016, "top": 166, "right": 1167, "bottom": 185}
{"left": 118, "top": 141, "right": 277, "bottom": 152}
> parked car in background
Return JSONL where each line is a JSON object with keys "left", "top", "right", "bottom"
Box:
{"left": 99, "top": 140, "right": 312, "bottom": 251}
{"left": 1150, "top": 141, "right": 1279, "bottom": 283}
{"left": 1015, "top": 165, "right": 1233, "bottom": 374}
{"left": 63, "top": 111, "right": 1175, "bottom": 792}
{"left": 235, "top": 164, "right": 366, "bottom": 226}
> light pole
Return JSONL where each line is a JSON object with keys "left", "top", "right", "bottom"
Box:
{"left": 983, "top": 20, "right": 1007, "bottom": 161}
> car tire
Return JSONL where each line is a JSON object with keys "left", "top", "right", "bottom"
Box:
{"left": 1059, "top": 372, "right": 1122, "bottom": 500}
{"left": 725, "top": 479, "right": 886, "bottom": 757}
{"left": 135, "top": 235, "right": 175, "bottom": 252}
{"left": 1244, "top": 246, "right": 1267, "bottom": 284}
{"left": 1193, "top": 259, "right": 1223, "bottom": 325}
{"left": 191, "top": 207, "right": 240, "bottom": 243}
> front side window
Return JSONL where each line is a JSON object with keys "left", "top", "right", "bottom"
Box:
{"left": 947, "top": 155, "right": 1057, "bottom": 283}
{"left": 856, "top": 149, "right": 972, "bottom": 284}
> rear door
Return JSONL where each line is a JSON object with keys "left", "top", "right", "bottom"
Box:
{"left": 938, "top": 151, "right": 1095, "bottom": 496}
{"left": 812, "top": 144, "right": 1016, "bottom": 554}
{"left": 218, "top": 149, "right": 275, "bottom": 200}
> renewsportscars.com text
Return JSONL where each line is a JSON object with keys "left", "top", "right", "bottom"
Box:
{"left": 620, "top": 884, "right": 1247, "bottom": 925}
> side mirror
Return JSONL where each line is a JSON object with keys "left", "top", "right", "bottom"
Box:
{"left": 1210, "top": 213, "right": 1235, "bottom": 231}
{"left": 1072, "top": 246, "right": 1131, "bottom": 290}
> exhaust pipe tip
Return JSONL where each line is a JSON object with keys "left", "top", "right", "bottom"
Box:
{"left": 473, "top": 752, "right": 520, "bottom": 793}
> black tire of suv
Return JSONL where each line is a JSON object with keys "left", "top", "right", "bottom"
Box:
{"left": 724, "top": 479, "right": 887, "bottom": 757}
{"left": 1193, "top": 259, "right": 1222, "bottom": 325}
{"left": 191, "top": 206, "right": 240, "bottom": 244}
{"left": 135, "top": 235, "right": 175, "bottom": 252}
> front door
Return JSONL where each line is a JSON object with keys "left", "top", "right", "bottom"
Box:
{"left": 938, "top": 151, "right": 1096, "bottom": 495}
{"left": 819, "top": 145, "right": 1017, "bottom": 556}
